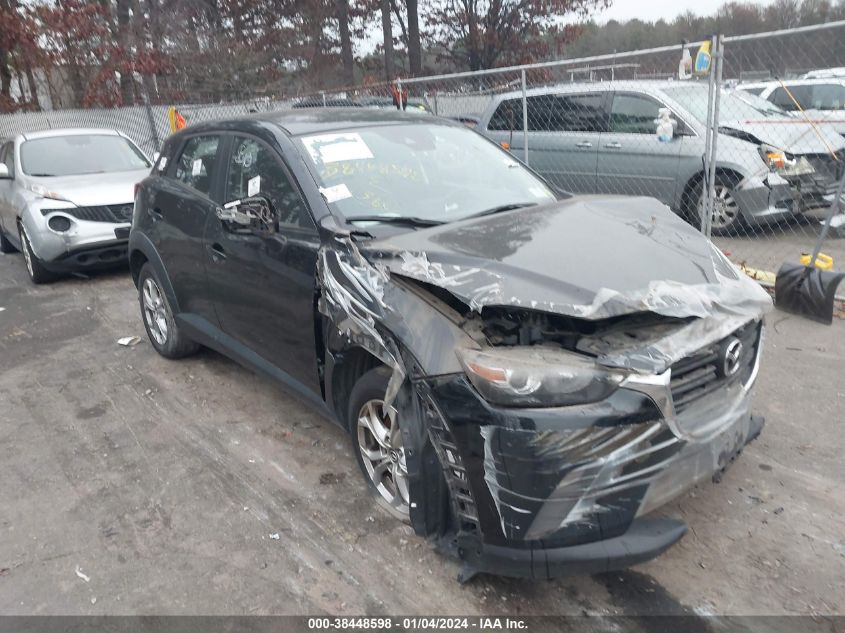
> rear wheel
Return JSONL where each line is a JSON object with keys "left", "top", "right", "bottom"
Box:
{"left": 19, "top": 225, "right": 55, "bottom": 284}
{"left": 138, "top": 263, "right": 199, "bottom": 359}
{"left": 349, "top": 366, "right": 411, "bottom": 522}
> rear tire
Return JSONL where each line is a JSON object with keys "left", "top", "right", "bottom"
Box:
{"left": 138, "top": 263, "right": 199, "bottom": 359}
{"left": 0, "top": 225, "right": 17, "bottom": 254}
{"left": 348, "top": 366, "right": 411, "bottom": 523}
{"left": 19, "top": 225, "right": 56, "bottom": 284}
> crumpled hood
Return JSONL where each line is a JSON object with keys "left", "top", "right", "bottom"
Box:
{"left": 360, "top": 195, "right": 773, "bottom": 322}
{"left": 720, "top": 119, "right": 845, "bottom": 154}
{"left": 30, "top": 169, "right": 150, "bottom": 207}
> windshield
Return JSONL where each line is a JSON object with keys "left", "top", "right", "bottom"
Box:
{"left": 296, "top": 124, "right": 556, "bottom": 223}
{"left": 663, "top": 85, "right": 790, "bottom": 123}
{"left": 20, "top": 135, "right": 150, "bottom": 177}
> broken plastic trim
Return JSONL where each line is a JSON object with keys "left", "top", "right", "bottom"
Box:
{"left": 316, "top": 235, "right": 406, "bottom": 407}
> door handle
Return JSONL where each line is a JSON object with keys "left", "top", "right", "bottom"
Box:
{"left": 604, "top": 142, "right": 622, "bottom": 149}
{"left": 210, "top": 242, "right": 226, "bottom": 263}
{"left": 575, "top": 141, "right": 593, "bottom": 149}
{"left": 148, "top": 207, "right": 163, "bottom": 221}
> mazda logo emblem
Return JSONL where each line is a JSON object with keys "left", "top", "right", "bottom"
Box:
{"left": 723, "top": 338, "right": 743, "bottom": 377}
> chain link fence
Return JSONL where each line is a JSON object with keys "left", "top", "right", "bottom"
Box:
{"left": 2, "top": 21, "right": 844, "bottom": 295}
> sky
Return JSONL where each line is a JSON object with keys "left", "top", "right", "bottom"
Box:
{"left": 594, "top": 0, "right": 774, "bottom": 23}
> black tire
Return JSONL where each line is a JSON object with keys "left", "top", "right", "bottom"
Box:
{"left": 137, "top": 262, "right": 199, "bottom": 359}
{"left": 348, "top": 366, "right": 412, "bottom": 522}
{"left": 684, "top": 173, "right": 746, "bottom": 237}
{"left": 0, "top": 225, "right": 17, "bottom": 254}
{"left": 18, "top": 225, "right": 56, "bottom": 284}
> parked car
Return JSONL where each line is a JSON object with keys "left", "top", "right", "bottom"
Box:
{"left": 477, "top": 81, "right": 845, "bottom": 235}
{"left": 802, "top": 67, "right": 845, "bottom": 79}
{"left": 736, "top": 78, "right": 845, "bottom": 137}
{"left": 130, "top": 108, "right": 772, "bottom": 580}
{"left": 0, "top": 128, "right": 152, "bottom": 283}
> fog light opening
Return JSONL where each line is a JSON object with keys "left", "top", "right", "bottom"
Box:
{"left": 48, "top": 215, "right": 72, "bottom": 232}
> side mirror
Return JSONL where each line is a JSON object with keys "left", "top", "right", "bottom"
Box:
{"left": 152, "top": 152, "right": 161, "bottom": 162}
{"left": 217, "top": 195, "right": 276, "bottom": 234}
{"left": 0, "top": 164, "right": 10, "bottom": 179}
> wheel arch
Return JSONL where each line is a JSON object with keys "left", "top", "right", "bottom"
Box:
{"left": 679, "top": 166, "right": 746, "bottom": 216}
{"left": 128, "top": 231, "right": 181, "bottom": 314}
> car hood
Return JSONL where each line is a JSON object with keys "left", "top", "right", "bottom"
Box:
{"left": 359, "top": 196, "right": 773, "bottom": 322}
{"left": 29, "top": 169, "right": 150, "bottom": 206}
{"left": 720, "top": 119, "right": 845, "bottom": 153}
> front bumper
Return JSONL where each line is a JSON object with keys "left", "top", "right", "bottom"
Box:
{"left": 22, "top": 206, "right": 131, "bottom": 266}
{"left": 417, "top": 323, "right": 765, "bottom": 580}
{"left": 732, "top": 170, "right": 841, "bottom": 226}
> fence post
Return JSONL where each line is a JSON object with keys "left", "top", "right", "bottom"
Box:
{"left": 321, "top": 91, "right": 326, "bottom": 106}
{"left": 701, "top": 35, "right": 717, "bottom": 235}
{"left": 704, "top": 34, "right": 724, "bottom": 240}
{"left": 433, "top": 89, "right": 438, "bottom": 116}
{"left": 397, "top": 78, "right": 404, "bottom": 110}
{"left": 141, "top": 89, "right": 160, "bottom": 154}
{"left": 521, "top": 69, "right": 529, "bottom": 165}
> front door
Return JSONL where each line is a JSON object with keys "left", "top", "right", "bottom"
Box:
{"left": 205, "top": 133, "right": 322, "bottom": 395}
{"left": 596, "top": 92, "right": 682, "bottom": 205}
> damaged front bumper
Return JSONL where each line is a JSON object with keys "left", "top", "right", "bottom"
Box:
{"left": 417, "top": 321, "right": 765, "bottom": 581}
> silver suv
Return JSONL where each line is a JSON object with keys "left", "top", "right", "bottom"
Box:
{"left": 0, "top": 129, "right": 152, "bottom": 283}
{"left": 478, "top": 81, "right": 845, "bottom": 235}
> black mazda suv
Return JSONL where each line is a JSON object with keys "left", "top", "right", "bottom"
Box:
{"left": 130, "top": 108, "right": 771, "bottom": 581}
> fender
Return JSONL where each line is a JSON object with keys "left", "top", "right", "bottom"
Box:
{"left": 128, "top": 230, "right": 181, "bottom": 315}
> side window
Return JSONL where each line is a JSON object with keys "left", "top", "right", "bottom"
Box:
{"left": 809, "top": 84, "right": 845, "bottom": 110}
{"left": 226, "top": 136, "right": 309, "bottom": 228}
{"left": 610, "top": 94, "right": 661, "bottom": 134}
{"left": 1, "top": 142, "right": 13, "bottom": 174}
{"left": 487, "top": 99, "right": 520, "bottom": 131}
{"left": 770, "top": 86, "right": 812, "bottom": 111}
{"left": 172, "top": 135, "right": 220, "bottom": 197}
{"left": 547, "top": 93, "right": 607, "bottom": 132}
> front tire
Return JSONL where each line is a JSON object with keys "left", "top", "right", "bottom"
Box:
{"left": 19, "top": 225, "right": 55, "bottom": 284}
{"left": 348, "top": 366, "right": 411, "bottom": 522}
{"left": 138, "top": 263, "right": 199, "bottom": 359}
{"left": 685, "top": 174, "right": 746, "bottom": 236}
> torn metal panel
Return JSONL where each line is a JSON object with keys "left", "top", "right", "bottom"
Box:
{"left": 359, "top": 196, "right": 773, "bottom": 326}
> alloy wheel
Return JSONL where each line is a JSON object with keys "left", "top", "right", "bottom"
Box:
{"left": 142, "top": 277, "right": 169, "bottom": 346}
{"left": 699, "top": 184, "right": 740, "bottom": 230}
{"left": 356, "top": 398, "right": 410, "bottom": 517}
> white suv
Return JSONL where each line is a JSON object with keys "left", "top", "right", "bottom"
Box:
{"left": 737, "top": 78, "right": 845, "bottom": 137}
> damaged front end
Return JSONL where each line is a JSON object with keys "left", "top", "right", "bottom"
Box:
{"left": 315, "top": 198, "right": 772, "bottom": 581}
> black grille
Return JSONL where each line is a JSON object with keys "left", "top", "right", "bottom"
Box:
{"left": 59, "top": 204, "right": 134, "bottom": 223}
{"left": 670, "top": 320, "right": 762, "bottom": 414}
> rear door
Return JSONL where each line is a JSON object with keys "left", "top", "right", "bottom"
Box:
{"left": 597, "top": 92, "right": 682, "bottom": 204}
{"left": 205, "top": 133, "right": 322, "bottom": 394}
{"left": 153, "top": 133, "right": 224, "bottom": 320}
{"left": 0, "top": 141, "right": 14, "bottom": 237}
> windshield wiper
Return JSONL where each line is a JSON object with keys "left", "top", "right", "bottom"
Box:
{"left": 345, "top": 215, "right": 445, "bottom": 227}
{"left": 464, "top": 202, "right": 538, "bottom": 220}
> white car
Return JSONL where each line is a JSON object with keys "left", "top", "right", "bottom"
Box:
{"left": 737, "top": 78, "right": 845, "bottom": 137}
{"left": 0, "top": 129, "right": 152, "bottom": 283}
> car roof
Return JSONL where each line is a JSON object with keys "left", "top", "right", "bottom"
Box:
{"left": 488, "top": 79, "right": 710, "bottom": 102}
{"left": 176, "top": 107, "right": 453, "bottom": 138}
{"left": 738, "top": 78, "right": 845, "bottom": 89}
{"left": 20, "top": 128, "right": 122, "bottom": 141}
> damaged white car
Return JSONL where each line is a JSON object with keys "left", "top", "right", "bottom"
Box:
{"left": 0, "top": 129, "right": 152, "bottom": 283}
{"left": 129, "top": 109, "right": 772, "bottom": 581}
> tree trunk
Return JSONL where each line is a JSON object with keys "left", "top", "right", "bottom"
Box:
{"left": 24, "top": 58, "right": 40, "bottom": 109}
{"left": 336, "top": 0, "right": 354, "bottom": 85}
{"left": 0, "top": 47, "right": 11, "bottom": 102}
{"left": 381, "top": 0, "right": 395, "bottom": 80}
{"left": 116, "top": 0, "right": 134, "bottom": 106}
{"left": 407, "top": 0, "right": 421, "bottom": 75}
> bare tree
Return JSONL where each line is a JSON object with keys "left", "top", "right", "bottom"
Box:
{"left": 381, "top": 0, "right": 394, "bottom": 79}
{"left": 337, "top": 0, "right": 354, "bottom": 84}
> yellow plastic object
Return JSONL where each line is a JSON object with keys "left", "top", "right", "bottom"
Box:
{"left": 800, "top": 253, "right": 834, "bottom": 270}
{"left": 167, "top": 106, "right": 187, "bottom": 133}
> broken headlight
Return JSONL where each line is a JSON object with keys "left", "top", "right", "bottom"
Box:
{"left": 758, "top": 144, "right": 815, "bottom": 177}
{"left": 457, "top": 346, "right": 626, "bottom": 408}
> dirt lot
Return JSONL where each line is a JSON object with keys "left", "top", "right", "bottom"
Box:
{"left": 0, "top": 251, "right": 844, "bottom": 618}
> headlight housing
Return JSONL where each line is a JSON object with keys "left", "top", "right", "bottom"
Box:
{"left": 456, "top": 346, "right": 626, "bottom": 408}
{"left": 758, "top": 144, "right": 815, "bottom": 177}
{"left": 28, "top": 182, "right": 69, "bottom": 201}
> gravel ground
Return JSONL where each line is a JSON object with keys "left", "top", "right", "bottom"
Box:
{"left": 0, "top": 251, "right": 843, "bottom": 618}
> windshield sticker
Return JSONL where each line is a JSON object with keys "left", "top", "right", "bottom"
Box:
{"left": 303, "top": 133, "right": 374, "bottom": 164}
{"left": 191, "top": 159, "right": 203, "bottom": 176}
{"left": 320, "top": 183, "right": 352, "bottom": 203}
{"left": 247, "top": 175, "right": 261, "bottom": 197}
